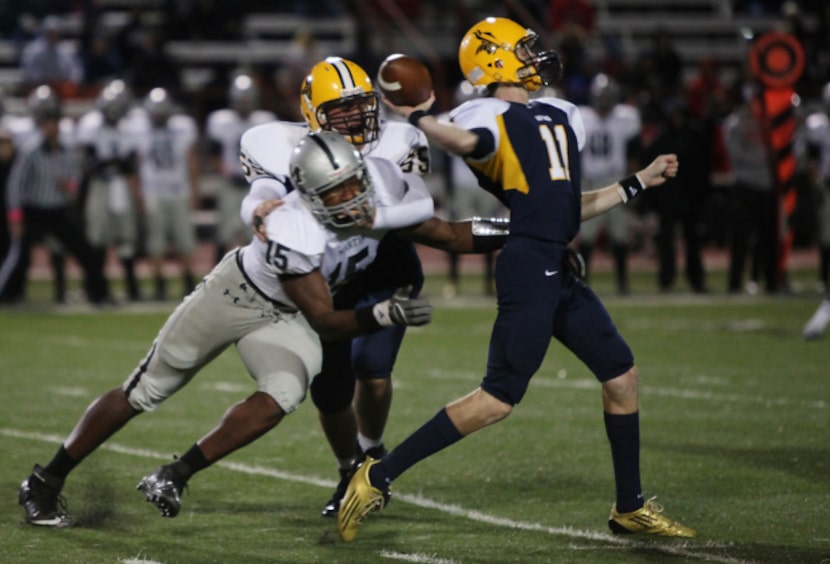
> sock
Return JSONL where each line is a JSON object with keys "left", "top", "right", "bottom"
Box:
{"left": 357, "top": 433, "right": 384, "bottom": 454}
{"left": 43, "top": 445, "right": 79, "bottom": 481}
{"left": 369, "top": 408, "right": 464, "bottom": 489}
{"left": 604, "top": 412, "right": 643, "bottom": 513}
{"left": 173, "top": 444, "right": 211, "bottom": 480}
{"left": 337, "top": 456, "right": 355, "bottom": 472}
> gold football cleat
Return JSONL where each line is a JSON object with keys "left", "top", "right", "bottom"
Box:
{"left": 338, "top": 458, "right": 387, "bottom": 542}
{"left": 608, "top": 498, "right": 696, "bottom": 537}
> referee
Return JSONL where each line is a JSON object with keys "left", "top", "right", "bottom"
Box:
{"left": 0, "top": 86, "right": 110, "bottom": 305}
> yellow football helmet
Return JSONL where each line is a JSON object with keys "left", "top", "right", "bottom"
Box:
{"left": 458, "top": 17, "right": 562, "bottom": 92}
{"left": 300, "top": 57, "right": 379, "bottom": 147}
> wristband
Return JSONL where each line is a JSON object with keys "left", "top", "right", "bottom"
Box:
{"left": 616, "top": 174, "right": 645, "bottom": 203}
{"left": 407, "top": 110, "right": 428, "bottom": 127}
{"left": 355, "top": 306, "right": 383, "bottom": 332}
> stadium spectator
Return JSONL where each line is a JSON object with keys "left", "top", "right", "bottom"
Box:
{"left": 641, "top": 98, "right": 711, "bottom": 293}
{"left": 273, "top": 27, "right": 321, "bottom": 121}
{"left": 127, "top": 30, "right": 180, "bottom": 98}
{"left": 19, "top": 15, "right": 84, "bottom": 97}
{"left": 80, "top": 30, "right": 125, "bottom": 89}
{"left": 339, "top": 16, "right": 694, "bottom": 542}
{"left": 723, "top": 84, "right": 778, "bottom": 295}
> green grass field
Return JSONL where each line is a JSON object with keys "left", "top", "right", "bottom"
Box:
{"left": 1, "top": 272, "right": 828, "bottom": 563}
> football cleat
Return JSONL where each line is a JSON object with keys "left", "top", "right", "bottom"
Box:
{"left": 608, "top": 498, "right": 696, "bottom": 537}
{"left": 338, "top": 458, "right": 388, "bottom": 542}
{"left": 18, "top": 464, "right": 73, "bottom": 527}
{"left": 323, "top": 444, "right": 391, "bottom": 517}
{"left": 803, "top": 299, "right": 830, "bottom": 340}
{"left": 322, "top": 467, "right": 355, "bottom": 517}
{"left": 137, "top": 464, "right": 188, "bottom": 517}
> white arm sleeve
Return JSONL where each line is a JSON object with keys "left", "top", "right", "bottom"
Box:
{"left": 240, "top": 177, "right": 290, "bottom": 225}
{"left": 369, "top": 162, "right": 435, "bottom": 230}
{"left": 373, "top": 190, "right": 434, "bottom": 229}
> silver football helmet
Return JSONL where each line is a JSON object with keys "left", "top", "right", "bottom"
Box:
{"left": 97, "top": 79, "right": 132, "bottom": 124}
{"left": 229, "top": 73, "right": 259, "bottom": 115}
{"left": 143, "top": 87, "right": 174, "bottom": 126}
{"left": 28, "top": 84, "right": 61, "bottom": 122}
{"left": 589, "top": 73, "right": 620, "bottom": 114}
{"left": 289, "top": 130, "right": 375, "bottom": 229}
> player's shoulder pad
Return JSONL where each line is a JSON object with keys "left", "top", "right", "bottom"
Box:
{"left": 241, "top": 120, "right": 307, "bottom": 176}
{"left": 532, "top": 96, "right": 586, "bottom": 151}
{"left": 263, "top": 193, "right": 327, "bottom": 257}
{"left": 168, "top": 114, "right": 197, "bottom": 133}
{"left": 449, "top": 97, "right": 508, "bottom": 126}
{"left": 75, "top": 110, "right": 103, "bottom": 141}
{"left": 612, "top": 103, "right": 641, "bottom": 122}
{"left": 365, "top": 156, "right": 406, "bottom": 204}
{"left": 806, "top": 111, "right": 829, "bottom": 132}
{"left": 206, "top": 108, "right": 237, "bottom": 133}
{"left": 378, "top": 120, "right": 429, "bottom": 148}
{"left": 250, "top": 110, "right": 277, "bottom": 126}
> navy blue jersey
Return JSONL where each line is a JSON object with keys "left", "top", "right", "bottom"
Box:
{"left": 450, "top": 97, "right": 585, "bottom": 244}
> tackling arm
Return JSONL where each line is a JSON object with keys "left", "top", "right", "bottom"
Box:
{"left": 397, "top": 216, "right": 508, "bottom": 253}
{"left": 282, "top": 269, "right": 432, "bottom": 342}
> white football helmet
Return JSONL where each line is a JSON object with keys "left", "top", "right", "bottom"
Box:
{"left": 289, "top": 130, "right": 375, "bottom": 229}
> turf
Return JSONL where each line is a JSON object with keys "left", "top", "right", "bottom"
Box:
{"left": 1, "top": 272, "right": 828, "bottom": 563}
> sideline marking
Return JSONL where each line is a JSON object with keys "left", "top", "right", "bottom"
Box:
{"left": 380, "top": 551, "right": 458, "bottom": 564}
{"left": 3, "top": 428, "right": 744, "bottom": 563}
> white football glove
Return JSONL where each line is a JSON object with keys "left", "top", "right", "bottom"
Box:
{"left": 372, "top": 285, "right": 432, "bottom": 327}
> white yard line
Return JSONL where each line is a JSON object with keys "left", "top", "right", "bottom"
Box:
{"left": 2, "top": 427, "right": 744, "bottom": 563}
{"left": 380, "top": 551, "right": 458, "bottom": 564}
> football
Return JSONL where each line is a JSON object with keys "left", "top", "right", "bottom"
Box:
{"left": 377, "top": 54, "right": 433, "bottom": 107}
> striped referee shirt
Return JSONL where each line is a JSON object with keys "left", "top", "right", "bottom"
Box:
{"left": 6, "top": 133, "right": 78, "bottom": 214}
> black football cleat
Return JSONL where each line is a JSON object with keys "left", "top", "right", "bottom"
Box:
{"left": 18, "top": 464, "right": 73, "bottom": 527}
{"left": 137, "top": 464, "right": 188, "bottom": 517}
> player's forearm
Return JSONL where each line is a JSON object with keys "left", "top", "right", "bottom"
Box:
{"left": 413, "top": 115, "right": 479, "bottom": 157}
{"left": 581, "top": 184, "right": 626, "bottom": 221}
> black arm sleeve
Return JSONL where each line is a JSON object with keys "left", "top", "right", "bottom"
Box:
{"left": 464, "top": 127, "right": 495, "bottom": 160}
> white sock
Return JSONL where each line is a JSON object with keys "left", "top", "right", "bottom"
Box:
{"left": 358, "top": 433, "right": 384, "bottom": 453}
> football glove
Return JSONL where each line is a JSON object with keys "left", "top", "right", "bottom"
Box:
{"left": 372, "top": 285, "right": 432, "bottom": 327}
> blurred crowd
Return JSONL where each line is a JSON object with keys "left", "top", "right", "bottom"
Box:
{"left": 1, "top": 1, "right": 830, "bottom": 305}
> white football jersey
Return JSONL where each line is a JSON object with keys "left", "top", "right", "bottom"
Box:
{"left": 132, "top": 113, "right": 198, "bottom": 200}
{"left": 577, "top": 104, "right": 641, "bottom": 187}
{"left": 76, "top": 110, "right": 137, "bottom": 163}
{"left": 238, "top": 119, "right": 433, "bottom": 231}
{"left": 805, "top": 111, "right": 830, "bottom": 182}
{"left": 239, "top": 156, "right": 416, "bottom": 305}
{"left": 206, "top": 108, "right": 275, "bottom": 179}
